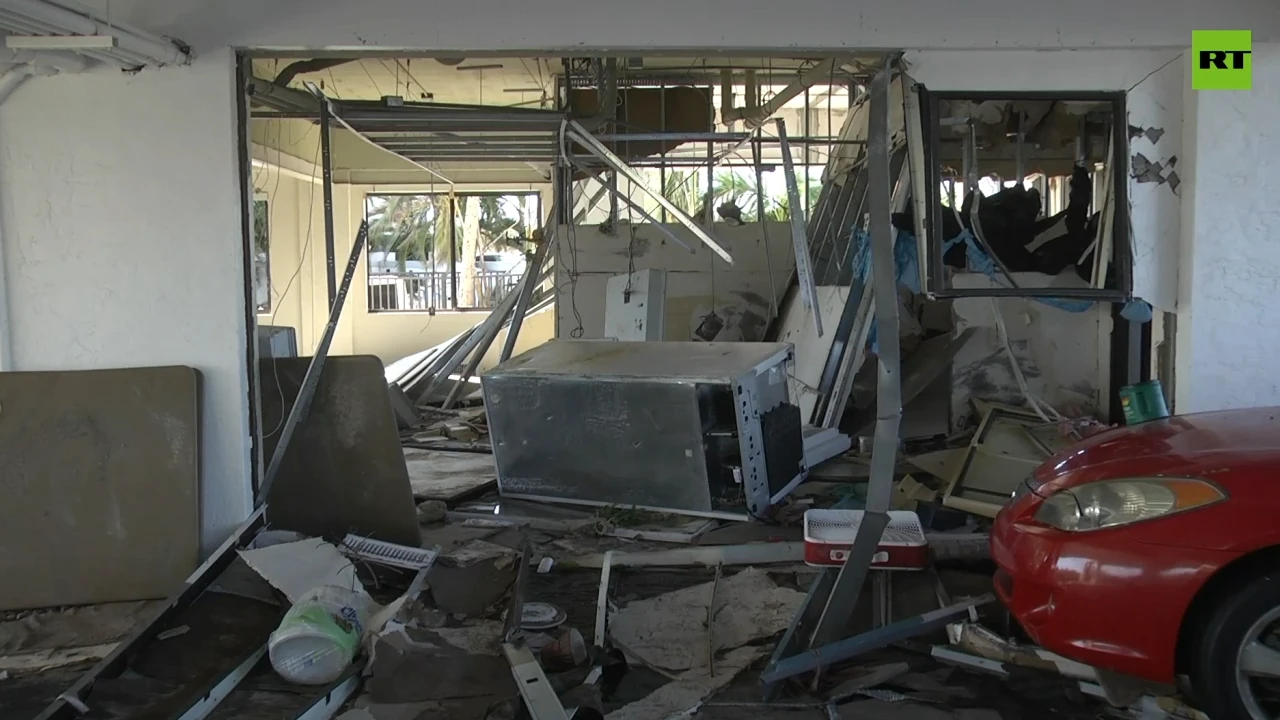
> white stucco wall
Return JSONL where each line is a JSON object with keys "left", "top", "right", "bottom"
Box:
{"left": 0, "top": 49, "right": 251, "bottom": 555}
{"left": 1177, "top": 44, "right": 1280, "bottom": 413}
{"left": 1127, "top": 55, "right": 1184, "bottom": 312}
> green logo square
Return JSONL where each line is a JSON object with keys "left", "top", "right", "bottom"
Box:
{"left": 1193, "top": 30, "right": 1252, "bottom": 90}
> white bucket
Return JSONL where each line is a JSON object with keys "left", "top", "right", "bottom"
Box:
{"left": 268, "top": 585, "right": 371, "bottom": 685}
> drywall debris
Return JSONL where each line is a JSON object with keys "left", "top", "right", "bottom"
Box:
{"left": 606, "top": 646, "right": 764, "bottom": 720}
{"left": 240, "top": 538, "right": 366, "bottom": 604}
{"left": 156, "top": 625, "right": 189, "bottom": 641}
{"left": 891, "top": 475, "right": 937, "bottom": 511}
{"left": 428, "top": 540, "right": 520, "bottom": 616}
{"left": 609, "top": 567, "right": 805, "bottom": 672}
{"left": 0, "top": 600, "right": 162, "bottom": 655}
{"left": 0, "top": 642, "right": 118, "bottom": 674}
{"left": 366, "top": 621, "right": 514, "bottom": 703}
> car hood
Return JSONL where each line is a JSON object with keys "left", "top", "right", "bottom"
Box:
{"left": 1037, "top": 407, "right": 1280, "bottom": 487}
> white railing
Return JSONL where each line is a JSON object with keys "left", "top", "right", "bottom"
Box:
{"left": 368, "top": 270, "right": 523, "bottom": 312}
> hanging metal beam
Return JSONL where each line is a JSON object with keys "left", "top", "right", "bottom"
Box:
{"left": 563, "top": 120, "right": 734, "bottom": 264}
{"left": 318, "top": 96, "right": 338, "bottom": 305}
{"left": 499, "top": 201, "right": 558, "bottom": 363}
{"left": 751, "top": 130, "right": 778, "bottom": 318}
{"left": 776, "top": 118, "right": 822, "bottom": 338}
{"left": 441, "top": 264, "right": 535, "bottom": 409}
{"left": 568, "top": 160, "right": 696, "bottom": 254}
{"left": 258, "top": 221, "right": 370, "bottom": 505}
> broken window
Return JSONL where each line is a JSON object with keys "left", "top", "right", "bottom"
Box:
{"left": 906, "top": 89, "right": 1130, "bottom": 300}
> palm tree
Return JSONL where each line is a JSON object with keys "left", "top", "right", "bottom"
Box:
{"left": 662, "top": 170, "right": 705, "bottom": 216}
{"left": 768, "top": 179, "right": 823, "bottom": 222}
{"left": 457, "top": 195, "right": 481, "bottom": 306}
{"left": 365, "top": 195, "right": 451, "bottom": 271}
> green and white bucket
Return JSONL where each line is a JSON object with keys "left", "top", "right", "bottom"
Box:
{"left": 1119, "top": 380, "right": 1170, "bottom": 425}
{"left": 268, "top": 585, "right": 369, "bottom": 685}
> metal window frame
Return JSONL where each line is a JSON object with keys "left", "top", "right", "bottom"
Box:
{"left": 363, "top": 190, "right": 545, "bottom": 313}
{"left": 920, "top": 88, "right": 1132, "bottom": 300}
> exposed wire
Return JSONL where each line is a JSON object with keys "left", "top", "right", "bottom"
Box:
{"left": 383, "top": 58, "right": 432, "bottom": 101}
{"left": 357, "top": 59, "right": 385, "bottom": 98}
{"left": 325, "top": 68, "right": 342, "bottom": 99}
{"left": 263, "top": 132, "right": 324, "bottom": 441}
{"left": 558, "top": 120, "right": 585, "bottom": 339}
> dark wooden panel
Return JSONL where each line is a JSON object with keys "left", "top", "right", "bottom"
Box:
{"left": 0, "top": 366, "right": 201, "bottom": 611}
{"left": 259, "top": 355, "right": 419, "bottom": 546}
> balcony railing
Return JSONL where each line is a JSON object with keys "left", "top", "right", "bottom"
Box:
{"left": 368, "top": 270, "right": 523, "bottom": 312}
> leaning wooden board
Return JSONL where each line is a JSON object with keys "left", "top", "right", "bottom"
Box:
{"left": 0, "top": 366, "right": 201, "bottom": 611}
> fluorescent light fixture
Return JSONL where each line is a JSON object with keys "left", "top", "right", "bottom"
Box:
{"left": 457, "top": 64, "right": 503, "bottom": 71}
{"left": 6, "top": 34, "right": 117, "bottom": 50}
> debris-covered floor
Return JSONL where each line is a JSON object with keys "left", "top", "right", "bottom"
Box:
{"left": 0, "top": 479, "right": 1207, "bottom": 720}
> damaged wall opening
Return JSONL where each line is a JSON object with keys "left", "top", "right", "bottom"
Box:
{"left": 916, "top": 90, "right": 1131, "bottom": 300}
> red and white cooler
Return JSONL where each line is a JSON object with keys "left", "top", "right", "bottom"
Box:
{"left": 802, "top": 509, "right": 929, "bottom": 569}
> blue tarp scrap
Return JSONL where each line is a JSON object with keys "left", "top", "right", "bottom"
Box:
{"left": 847, "top": 227, "right": 1102, "bottom": 355}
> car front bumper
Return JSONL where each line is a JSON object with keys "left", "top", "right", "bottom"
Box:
{"left": 991, "top": 503, "right": 1228, "bottom": 683}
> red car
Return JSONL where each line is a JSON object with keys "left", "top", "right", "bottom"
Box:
{"left": 992, "top": 407, "right": 1280, "bottom": 720}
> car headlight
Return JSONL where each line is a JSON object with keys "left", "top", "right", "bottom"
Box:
{"left": 1033, "top": 478, "right": 1225, "bottom": 532}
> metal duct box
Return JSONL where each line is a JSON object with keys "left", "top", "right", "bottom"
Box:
{"left": 481, "top": 340, "right": 804, "bottom": 520}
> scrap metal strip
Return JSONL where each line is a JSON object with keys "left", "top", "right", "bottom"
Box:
{"left": 174, "top": 646, "right": 267, "bottom": 720}
{"left": 295, "top": 667, "right": 362, "bottom": 720}
{"left": 776, "top": 117, "right": 822, "bottom": 337}
{"left": 761, "top": 568, "right": 837, "bottom": 701}
{"left": 760, "top": 595, "right": 996, "bottom": 684}
{"left": 500, "top": 198, "right": 559, "bottom": 362}
{"left": 439, "top": 268, "right": 530, "bottom": 409}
